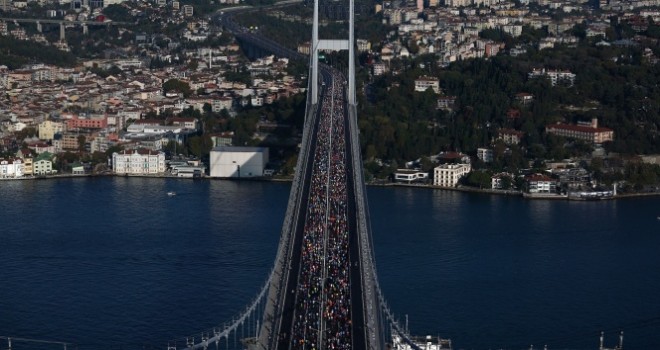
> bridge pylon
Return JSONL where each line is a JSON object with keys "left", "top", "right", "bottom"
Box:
{"left": 309, "top": 0, "right": 356, "bottom": 107}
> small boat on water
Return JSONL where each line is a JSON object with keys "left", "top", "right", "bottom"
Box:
{"left": 167, "top": 191, "right": 176, "bottom": 196}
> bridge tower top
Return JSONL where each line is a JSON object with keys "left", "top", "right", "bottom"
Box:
{"left": 310, "top": 0, "right": 356, "bottom": 106}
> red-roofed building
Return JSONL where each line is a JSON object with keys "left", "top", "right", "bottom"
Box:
{"left": 66, "top": 115, "right": 108, "bottom": 130}
{"left": 546, "top": 118, "right": 613, "bottom": 144}
{"left": 437, "top": 151, "right": 470, "bottom": 164}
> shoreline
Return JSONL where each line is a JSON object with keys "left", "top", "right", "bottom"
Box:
{"left": 3, "top": 173, "right": 659, "bottom": 201}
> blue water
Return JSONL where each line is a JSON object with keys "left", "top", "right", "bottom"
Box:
{"left": 1, "top": 178, "right": 659, "bottom": 349}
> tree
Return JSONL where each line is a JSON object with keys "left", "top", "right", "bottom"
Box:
{"left": 500, "top": 175, "right": 513, "bottom": 190}
{"left": 102, "top": 4, "right": 133, "bottom": 22}
{"left": 187, "top": 135, "right": 213, "bottom": 158}
{"left": 77, "top": 135, "right": 86, "bottom": 152}
{"left": 163, "top": 79, "right": 192, "bottom": 97}
{"left": 466, "top": 170, "right": 492, "bottom": 189}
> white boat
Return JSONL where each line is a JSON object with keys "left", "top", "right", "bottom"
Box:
{"left": 167, "top": 191, "right": 176, "bottom": 196}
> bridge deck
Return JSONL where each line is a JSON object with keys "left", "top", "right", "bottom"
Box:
{"left": 269, "top": 70, "right": 367, "bottom": 350}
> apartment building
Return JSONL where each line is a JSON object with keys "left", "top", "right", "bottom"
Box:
{"left": 433, "top": 163, "right": 471, "bottom": 187}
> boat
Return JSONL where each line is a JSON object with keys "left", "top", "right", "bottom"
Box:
{"left": 167, "top": 191, "right": 176, "bottom": 196}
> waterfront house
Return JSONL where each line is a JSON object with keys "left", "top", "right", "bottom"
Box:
{"left": 524, "top": 173, "right": 558, "bottom": 194}
{"left": 112, "top": 149, "right": 166, "bottom": 175}
{"left": 433, "top": 163, "right": 471, "bottom": 187}
{"left": 393, "top": 169, "right": 429, "bottom": 184}
{"left": 0, "top": 158, "right": 24, "bottom": 178}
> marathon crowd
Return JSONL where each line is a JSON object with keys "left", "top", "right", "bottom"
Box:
{"left": 291, "top": 72, "right": 353, "bottom": 350}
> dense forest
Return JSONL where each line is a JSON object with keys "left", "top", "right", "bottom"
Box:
{"left": 358, "top": 42, "right": 660, "bottom": 165}
{"left": 0, "top": 36, "right": 77, "bottom": 69}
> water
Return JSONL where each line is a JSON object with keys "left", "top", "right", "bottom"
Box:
{"left": 1, "top": 178, "right": 659, "bottom": 349}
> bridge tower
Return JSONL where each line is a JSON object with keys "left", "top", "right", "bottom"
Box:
{"left": 309, "top": 0, "right": 356, "bottom": 106}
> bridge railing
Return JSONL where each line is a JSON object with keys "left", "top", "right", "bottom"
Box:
{"left": 0, "top": 336, "right": 74, "bottom": 350}
{"left": 346, "top": 98, "right": 423, "bottom": 350}
{"left": 256, "top": 60, "right": 320, "bottom": 350}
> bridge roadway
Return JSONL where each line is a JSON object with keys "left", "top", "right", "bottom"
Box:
{"left": 0, "top": 17, "right": 133, "bottom": 26}
{"left": 217, "top": 5, "right": 383, "bottom": 349}
{"left": 266, "top": 69, "right": 367, "bottom": 350}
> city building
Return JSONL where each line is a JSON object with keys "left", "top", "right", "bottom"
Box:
{"left": 491, "top": 172, "right": 514, "bottom": 189}
{"left": 524, "top": 173, "right": 558, "bottom": 193}
{"left": 515, "top": 92, "right": 534, "bottom": 105}
{"left": 169, "top": 117, "right": 198, "bottom": 130}
{"left": 372, "top": 63, "right": 388, "bottom": 76}
{"left": 528, "top": 68, "right": 576, "bottom": 86}
{"left": 33, "top": 157, "right": 54, "bottom": 175}
{"left": 414, "top": 76, "right": 440, "bottom": 93}
{"left": 209, "top": 146, "right": 269, "bottom": 178}
{"left": 112, "top": 149, "right": 166, "bottom": 175}
{"left": 38, "top": 120, "right": 65, "bottom": 141}
{"left": 0, "top": 158, "right": 24, "bottom": 178}
{"left": 66, "top": 115, "right": 108, "bottom": 130}
{"left": 497, "top": 129, "right": 524, "bottom": 145}
{"left": 433, "top": 163, "right": 471, "bottom": 187}
{"left": 210, "top": 132, "right": 234, "bottom": 147}
{"left": 437, "top": 96, "right": 456, "bottom": 111}
{"left": 60, "top": 133, "right": 84, "bottom": 151}
{"left": 393, "top": 169, "right": 429, "bottom": 183}
{"left": 546, "top": 118, "right": 614, "bottom": 144}
{"left": 477, "top": 147, "right": 493, "bottom": 163}
{"left": 22, "top": 157, "right": 33, "bottom": 176}
{"left": 182, "top": 4, "right": 193, "bottom": 16}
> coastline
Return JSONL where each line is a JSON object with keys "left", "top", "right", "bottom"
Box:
{"left": 3, "top": 173, "right": 659, "bottom": 201}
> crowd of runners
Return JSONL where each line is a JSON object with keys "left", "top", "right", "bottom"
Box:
{"left": 290, "top": 72, "right": 353, "bottom": 350}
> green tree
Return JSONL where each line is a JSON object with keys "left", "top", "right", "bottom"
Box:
{"left": 466, "top": 170, "right": 491, "bottom": 189}
{"left": 163, "top": 79, "right": 192, "bottom": 97}
{"left": 77, "top": 135, "right": 87, "bottom": 152}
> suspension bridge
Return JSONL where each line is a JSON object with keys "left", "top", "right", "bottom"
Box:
{"left": 172, "top": 0, "right": 425, "bottom": 348}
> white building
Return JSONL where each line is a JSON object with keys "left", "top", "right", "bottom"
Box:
{"left": 528, "top": 68, "right": 576, "bottom": 86}
{"left": 433, "top": 163, "right": 471, "bottom": 187}
{"left": 209, "top": 146, "right": 269, "bottom": 178}
{"left": 0, "top": 158, "right": 24, "bottom": 178}
{"left": 414, "top": 76, "right": 440, "bottom": 93}
{"left": 112, "top": 149, "right": 166, "bottom": 175}
{"left": 33, "top": 159, "right": 54, "bottom": 175}
{"left": 477, "top": 148, "right": 493, "bottom": 163}
{"left": 393, "top": 169, "right": 429, "bottom": 183}
{"left": 491, "top": 172, "right": 514, "bottom": 189}
{"left": 524, "top": 173, "right": 557, "bottom": 193}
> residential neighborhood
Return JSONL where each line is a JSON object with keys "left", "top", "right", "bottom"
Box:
{"left": 0, "top": 0, "right": 659, "bottom": 199}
